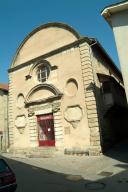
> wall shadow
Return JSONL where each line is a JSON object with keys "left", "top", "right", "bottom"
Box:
{"left": 2, "top": 155, "right": 128, "bottom": 192}
{"left": 87, "top": 81, "right": 128, "bottom": 156}
{"left": 2, "top": 156, "right": 85, "bottom": 192}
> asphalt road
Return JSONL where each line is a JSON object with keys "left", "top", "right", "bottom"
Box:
{"left": 3, "top": 141, "right": 128, "bottom": 192}
{"left": 4, "top": 157, "right": 86, "bottom": 192}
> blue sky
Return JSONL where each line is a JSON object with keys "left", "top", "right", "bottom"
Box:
{"left": 0, "top": 0, "right": 122, "bottom": 83}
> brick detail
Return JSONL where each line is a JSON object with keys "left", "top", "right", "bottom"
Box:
{"left": 79, "top": 42, "right": 101, "bottom": 151}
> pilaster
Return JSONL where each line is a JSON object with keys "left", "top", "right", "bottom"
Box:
{"left": 79, "top": 42, "right": 102, "bottom": 155}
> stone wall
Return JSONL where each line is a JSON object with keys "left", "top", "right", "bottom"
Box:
{"left": 53, "top": 109, "right": 64, "bottom": 148}
{"left": 28, "top": 115, "right": 37, "bottom": 147}
{"left": 79, "top": 42, "right": 102, "bottom": 155}
{"left": 0, "top": 89, "right": 8, "bottom": 151}
{"left": 8, "top": 73, "right": 14, "bottom": 147}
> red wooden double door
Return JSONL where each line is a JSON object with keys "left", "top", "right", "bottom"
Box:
{"left": 37, "top": 114, "right": 55, "bottom": 146}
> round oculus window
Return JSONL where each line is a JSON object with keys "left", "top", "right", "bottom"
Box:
{"left": 65, "top": 79, "right": 78, "bottom": 96}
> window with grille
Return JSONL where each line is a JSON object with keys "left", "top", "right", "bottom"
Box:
{"left": 37, "top": 65, "right": 49, "bottom": 82}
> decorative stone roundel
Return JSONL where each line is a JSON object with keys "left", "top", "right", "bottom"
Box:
{"left": 15, "top": 115, "right": 26, "bottom": 128}
{"left": 15, "top": 115, "right": 27, "bottom": 134}
{"left": 17, "top": 94, "right": 25, "bottom": 108}
{"left": 64, "top": 105, "right": 83, "bottom": 128}
{"left": 65, "top": 78, "right": 78, "bottom": 96}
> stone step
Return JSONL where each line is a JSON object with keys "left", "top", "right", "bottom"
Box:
{"left": 8, "top": 147, "right": 59, "bottom": 157}
{"left": 27, "top": 148, "right": 61, "bottom": 158}
{"left": 30, "top": 147, "right": 57, "bottom": 152}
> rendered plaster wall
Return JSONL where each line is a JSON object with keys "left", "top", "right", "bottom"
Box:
{"left": 12, "top": 27, "right": 78, "bottom": 67}
{"left": 111, "top": 10, "right": 128, "bottom": 102}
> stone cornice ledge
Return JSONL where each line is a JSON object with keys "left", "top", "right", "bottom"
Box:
{"left": 25, "top": 94, "right": 63, "bottom": 106}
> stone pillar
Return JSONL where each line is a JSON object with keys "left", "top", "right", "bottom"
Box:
{"left": 29, "top": 115, "right": 37, "bottom": 147}
{"left": 53, "top": 110, "right": 64, "bottom": 149}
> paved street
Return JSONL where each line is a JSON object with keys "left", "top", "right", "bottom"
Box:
{"left": 2, "top": 140, "right": 128, "bottom": 192}
{"left": 4, "top": 157, "right": 87, "bottom": 192}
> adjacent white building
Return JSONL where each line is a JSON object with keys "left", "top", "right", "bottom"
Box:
{"left": 101, "top": 1, "right": 128, "bottom": 102}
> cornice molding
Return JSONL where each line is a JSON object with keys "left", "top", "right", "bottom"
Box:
{"left": 8, "top": 37, "right": 93, "bottom": 73}
{"left": 25, "top": 83, "right": 63, "bottom": 105}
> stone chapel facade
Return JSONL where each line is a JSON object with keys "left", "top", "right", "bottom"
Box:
{"left": 8, "top": 23, "right": 127, "bottom": 156}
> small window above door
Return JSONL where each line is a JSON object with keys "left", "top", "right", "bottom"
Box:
{"left": 37, "top": 64, "right": 50, "bottom": 83}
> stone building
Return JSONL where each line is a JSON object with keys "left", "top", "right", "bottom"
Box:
{"left": 0, "top": 83, "right": 8, "bottom": 151}
{"left": 8, "top": 23, "right": 127, "bottom": 156}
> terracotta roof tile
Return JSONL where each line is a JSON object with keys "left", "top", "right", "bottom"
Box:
{"left": 0, "top": 83, "right": 9, "bottom": 91}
